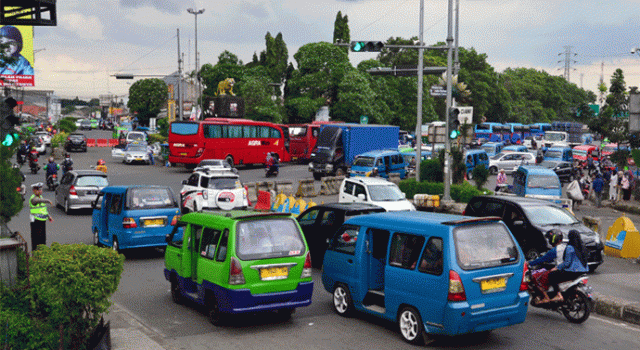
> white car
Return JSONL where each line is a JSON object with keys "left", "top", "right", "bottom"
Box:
{"left": 35, "top": 131, "right": 52, "bottom": 145}
{"left": 126, "top": 131, "right": 147, "bottom": 145}
{"left": 193, "top": 159, "right": 236, "bottom": 173}
{"left": 488, "top": 151, "right": 535, "bottom": 174}
{"left": 338, "top": 176, "right": 415, "bottom": 212}
{"left": 180, "top": 169, "right": 248, "bottom": 212}
{"left": 120, "top": 144, "right": 150, "bottom": 164}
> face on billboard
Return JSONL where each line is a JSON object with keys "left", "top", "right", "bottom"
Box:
{"left": 0, "top": 24, "right": 34, "bottom": 86}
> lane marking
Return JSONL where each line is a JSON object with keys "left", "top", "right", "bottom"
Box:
{"left": 592, "top": 315, "right": 640, "bottom": 332}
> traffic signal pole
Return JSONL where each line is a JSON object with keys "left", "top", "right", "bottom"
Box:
{"left": 444, "top": 0, "right": 455, "bottom": 201}
{"left": 415, "top": 0, "right": 425, "bottom": 182}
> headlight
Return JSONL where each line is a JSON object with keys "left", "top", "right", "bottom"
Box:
{"left": 308, "top": 163, "right": 314, "bottom": 170}
{"left": 326, "top": 164, "right": 333, "bottom": 171}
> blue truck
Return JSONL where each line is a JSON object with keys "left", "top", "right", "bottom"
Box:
{"left": 308, "top": 124, "right": 399, "bottom": 180}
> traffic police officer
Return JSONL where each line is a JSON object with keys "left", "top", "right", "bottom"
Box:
{"left": 29, "top": 182, "right": 53, "bottom": 251}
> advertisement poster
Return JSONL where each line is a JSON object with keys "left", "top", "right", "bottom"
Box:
{"left": 0, "top": 24, "right": 34, "bottom": 86}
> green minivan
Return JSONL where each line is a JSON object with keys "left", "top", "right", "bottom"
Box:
{"left": 164, "top": 211, "right": 313, "bottom": 324}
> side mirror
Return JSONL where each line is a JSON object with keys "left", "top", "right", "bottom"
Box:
{"left": 165, "top": 234, "right": 171, "bottom": 243}
{"left": 402, "top": 192, "right": 407, "bottom": 198}
{"left": 182, "top": 180, "right": 188, "bottom": 185}
{"left": 357, "top": 193, "right": 366, "bottom": 200}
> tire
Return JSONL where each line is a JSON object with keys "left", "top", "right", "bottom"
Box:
{"left": 207, "top": 298, "right": 226, "bottom": 326}
{"left": 64, "top": 199, "right": 71, "bottom": 214}
{"left": 562, "top": 290, "right": 591, "bottom": 324}
{"left": 313, "top": 173, "right": 322, "bottom": 181}
{"left": 93, "top": 229, "right": 101, "bottom": 246}
{"left": 332, "top": 284, "right": 354, "bottom": 317}
{"left": 489, "top": 166, "right": 498, "bottom": 175}
{"left": 171, "top": 278, "right": 184, "bottom": 305}
{"left": 398, "top": 306, "right": 427, "bottom": 345}
{"left": 276, "top": 308, "right": 294, "bottom": 321}
{"left": 112, "top": 237, "right": 120, "bottom": 253}
{"left": 224, "top": 155, "right": 234, "bottom": 168}
{"left": 525, "top": 248, "right": 540, "bottom": 260}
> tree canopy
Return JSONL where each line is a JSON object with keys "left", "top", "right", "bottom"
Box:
{"left": 127, "top": 78, "right": 168, "bottom": 126}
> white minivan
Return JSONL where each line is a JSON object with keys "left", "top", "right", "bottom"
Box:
{"left": 338, "top": 177, "right": 415, "bottom": 212}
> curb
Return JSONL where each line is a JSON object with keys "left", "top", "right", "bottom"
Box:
{"left": 593, "top": 293, "right": 640, "bottom": 326}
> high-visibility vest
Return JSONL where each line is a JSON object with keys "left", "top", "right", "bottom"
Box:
{"left": 29, "top": 194, "right": 49, "bottom": 221}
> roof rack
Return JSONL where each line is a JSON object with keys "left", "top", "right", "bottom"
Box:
{"left": 442, "top": 216, "right": 502, "bottom": 225}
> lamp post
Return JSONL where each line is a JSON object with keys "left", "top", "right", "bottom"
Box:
{"left": 187, "top": 7, "right": 204, "bottom": 117}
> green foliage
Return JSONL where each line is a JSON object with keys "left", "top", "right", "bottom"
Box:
{"left": 589, "top": 105, "right": 627, "bottom": 144}
{"left": 127, "top": 78, "right": 168, "bottom": 126}
{"left": 611, "top": 149, "right": 631, "bottom": 169}
{"left": 147, "top": 133, "right": 167, "bottom": 144}
{"left": 449, "top": 147, "right": 466, "bottom": 184}
{"left": 419, "top": 158, "right": 443, "bottom": 183}
{"left": 57, "top": 117, "right": 77, "bottom": 133}
{"left": 398, "top": 179, "right": 484, "bottom": 203}
{"left": 632, "top": 149, "right": 640, "bottom": 167}
{"left": 200, "top": 51, "right": 245, "bottom": 99}
{"left": 157, "top": 117, "right": 169, "bottom": 137}
{"left": 264, "top": 32, "right": 289, "bottom": 88}
{"left": 50, "top": 131, "right": 68, "bottom": 150}
{"left": 331, "top": 69, "right": 378, "bottom": 123}
{"left": 333, "top": 11, "right": 350, "bottom": 55}
{"left": 472, "top": 164, "right": 490, "bottom": 189}
{"left": 29, "top": 243, "right": 124, "bottom": 349}
{"left": 238, "top": 72, "right": 284, "bottom": 122}
{"left": 0, "top": 145, "right": 23, "bottom": 222}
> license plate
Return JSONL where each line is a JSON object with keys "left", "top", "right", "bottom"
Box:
{"left": 260, "top": 267, "right": 289, "bottom": 280}
{"left": 144, "top": 218, "right": 164, "bottom": 226}
{"left": 180, "top": 153, "right": 187, "bottom": 156}
{"left": 480, "top": 277, "right": 506, "bottom": 292}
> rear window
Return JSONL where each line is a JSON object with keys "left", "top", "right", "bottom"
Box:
{"left": 171, "top": 122, "right": 200, "bottom": 136}
{"left": 454, "top": 223, "right": 519, "bottom": 270}
{"left": 353, "top": 157, "right": 375, "bottom": 167}
{"left": 76, "top": 176, "right": 108, "bottom": 187}
{"left": 128, "top": 133, "right": 145, "bottom": 141}
{"left": 236, "top": 218, "right": 305, "bottom": 260}
{"left": 527, "top": 175, "right": 559, "bottom": 189}
{"left": 126, "top": 187, "right": 177, "bottom": 209}
{"left": 545, "top": 150, "right": 562, "bottom": 158}
{"left": 203, "top": 177, "right": 241, "bottom": 189}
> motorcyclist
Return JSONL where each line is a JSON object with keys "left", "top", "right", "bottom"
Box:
{"left": 61, "top": 153, "right": 73, "bottom": 175}
{"left": 43, "top": 157, "right": 60, "bottom": 188}
{"left": 527, "top": 230, "right": 566, "bottom": 304}
{"left": 28, "top": 146, "right": 39, "bottom": 166}
{"left": 265, "top": 152, "right": 278, "bottom": 175}
{"left": 96, "top": 159, "right": 107, "bottom": 174}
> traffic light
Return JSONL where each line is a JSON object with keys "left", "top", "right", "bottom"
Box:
{"left": 350, "top": 41, "right": 384, "bottom": 52}
{"left": 448, "top": 107, "right": 461, "bottom": 139}
{"left": 1, "top": 97, "right": 20, "bottom": 146}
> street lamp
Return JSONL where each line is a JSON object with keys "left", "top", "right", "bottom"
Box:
{"left": 187, "top": 7, "right": 205, "bottom": 116}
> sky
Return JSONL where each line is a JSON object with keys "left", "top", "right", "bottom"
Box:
{"left": 26, "top": 0, "right": 640, "bottom": 101}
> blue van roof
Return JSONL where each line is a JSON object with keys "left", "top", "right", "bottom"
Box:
{"left": 517, "top": 165, "right": 558, "bottom": 175}
{"left": 344, "top": 212, "right": 501, "bottom": 233}
{"left": 465, "top": 149, "right": 487, "bottom": 155}
{"left": 547, "top": 146, "right": 572, "bottom": 151}
{"left": 357, "top": 149, "right": 402, "bottom": 157}
{"left": 503, "top": 145, "right": 526, "bottom": 150}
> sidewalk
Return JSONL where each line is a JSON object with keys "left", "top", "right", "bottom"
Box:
{"left": 107, "top": 303, "right": 166, "bottom": 350}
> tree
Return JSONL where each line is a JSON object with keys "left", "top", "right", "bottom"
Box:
{"left": 239, "top": 66, "right": 284, "bottom": 122}
{"left": 588, "top": 69, "right": 628, "bottom": 143}
{"left": 127, "top": 78, "right": 168, "bottom": 126}
{"left": 333, "top": 11, "right": 350, "bottom": 54}
{"left": 199, "top": 51, "right": 245, "bottom": 98}
{"left": 331, "top": 68, "right": 377, "bottom": 123}
{"left": 606, "top": 68, "right": 627, "bottom": 115}
{"left": 264, "top": 32, "right": 289, "bottom": 90}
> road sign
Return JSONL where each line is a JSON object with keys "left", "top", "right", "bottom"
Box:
{"left": 360, "top": 115, "right": 369, "bottom": 125}
{"left": 430, "top": 85, "right": 446, "bottom": 98}
{"left": 457, "top": 106, "right": 473, "bottom": 124}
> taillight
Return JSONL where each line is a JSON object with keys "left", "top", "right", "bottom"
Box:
{"left": 229, "top": 257, "right": 245, "bottom": 285}
{"left": 52, "top": 174, "right": 57, "bottom": 179}
{"left": 301, "top": 252, "right": 312, "bottom": 279}
{"left": 69, "top": 185, "right": 78, "bottom": 196}
{"left": 462, "top": 209, "right": 466, "bottom": 215}
{"left": 170, "top": 215, "right": 181, "bottom": 226}
{"left": 448, "top": 270, "right": 466, "bottom": 301}
{"left": 122, "top": 217, "right": 137, "bottom": 229}
{"left": 520, "top": 262, "right": 529, "bottom": 291}
{"left": 195, "top": 147, "right": 204, "bottom": 157}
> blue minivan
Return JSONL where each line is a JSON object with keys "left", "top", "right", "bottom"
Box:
{"left": 350, "top": 149, "right": 408, "bottom": 179}
{"left": 322, "top": 212, "right": 529, "bottom": 344}
{"left": 544, "top": 147, "right": 573, "bottom": 162}
{"left": 512, "top": 165, "right": 562, "bottom": 198}
{"left": 464, "top": 149, "right": 490, "bottom": 179}
{"left": 503, "top": 145, "right": 528, "bottom": 153}
{"left": 92, "top": 185, "right": 183, "bottom": 252}
{"left": 480, "top": 142, "right": 504, "bottom": 157}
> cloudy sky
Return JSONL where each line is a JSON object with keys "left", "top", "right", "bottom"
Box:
{"left": 28, "top": 0, "right": 640, "bottom": 100}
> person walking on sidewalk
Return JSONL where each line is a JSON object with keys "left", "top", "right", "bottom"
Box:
{"left": 622, "top": 172, "right": 631, "bottom": 201}
{"left": 29, "top": 182, "right": 53, "bottom": 252}
{"left": 593, "top": 173, "right": 604, "bottom": 208}
{"left": 609, "top": 170, "right": 618, "bottom": 202}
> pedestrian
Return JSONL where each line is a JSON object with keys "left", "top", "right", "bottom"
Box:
{"left": 609, "top": 170, "right": 618, "bottom": 202}
{"left": 495, "top": 168, "right": 507, "bottom": 191}
{"left": 29, "top": 182, "right": 53, "bottom": 252}
{"left": 147, "top": 144, "right": 155, "bottom": 165}
{"left": 592, "top": 173, "right": 604, "bottom": 208}
{"left": 536, "top": 149, "right": 544, "bottom": 164}
{"left": 566, "top": 177, "right": 584, "bottom": 210}
{"left": 622, "top": 172, "right": 631, "bottom": 201}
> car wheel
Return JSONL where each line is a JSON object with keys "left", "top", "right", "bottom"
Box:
{"left": 171, "top": 277, "right": 184, "bottom": 305}
{"left": 333, "top": 283, "right": 354, "bottom": 317}
{"left": 112, "top": 237, "right": 120, "bottom": 253}
{"left": 276, "top": 308, "right": 294, "bottom": 321}
{"left": 93, "top": 229, "right": 101, "bottom": 247}
{"left": 489, "top": 166, "right": 498, "bottom": 175}
{"left": 313, "top": 173, "right": 322, "bottom": 181}
{"left": 207, "top": 298, "right": 226, "bottom": 326}
{"left": 64, "top": 199, "right": 71, "bottom": 214}
{"left": 224, "top": 155, "right": 234, "bottom": 168}
{"left": 525, "top": 248, "right": 540, "bottom": 260}
{"left": 398, "top": 306, "right": 427, "bottom": 345}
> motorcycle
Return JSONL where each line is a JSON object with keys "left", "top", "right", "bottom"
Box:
{"left": 16, "top": 152, "right": 27, "bottom": 167}
{"left": 62, "top": 163, "right": 73, "bottom": 176}
{"left": 28, "top": 153, "right": 40, "bottom": 174}
{"left": 526, "top": 267, "right": 593, "bottom": 323}
{"left": 265, "top": 162, "right": 279, "bottom": 177}
{"left": 46, "top": 173, "right": 59, "bottom": 191}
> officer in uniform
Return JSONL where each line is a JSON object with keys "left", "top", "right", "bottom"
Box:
{"left": 29, "top": 182, "right": 53, "bottom": 252}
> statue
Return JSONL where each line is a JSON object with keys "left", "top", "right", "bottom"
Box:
{"left": 217, "top": 78, "right": 236, "bottom": 96}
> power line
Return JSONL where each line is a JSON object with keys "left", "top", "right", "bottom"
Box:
{"left": 115, "top": 35, "right": 178, "bottom": 74}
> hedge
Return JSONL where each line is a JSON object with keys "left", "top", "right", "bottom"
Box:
{"left": 399, "top": 179, "right": 490, "bottom": 203}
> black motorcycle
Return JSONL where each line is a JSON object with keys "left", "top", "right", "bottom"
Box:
{"left": 527, "top": 267, "right": 593, "bottom": 323}
{"left": 46, "top": 173, "right": 59, "bottom": 191}
{"left": 29, "top": 153, "right": 40, "bottom": 174}
{"left": 265, "top": 162, "right": 279, "bottom": 177}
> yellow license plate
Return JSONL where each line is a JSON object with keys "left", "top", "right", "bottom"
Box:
{"left": 260, "top": 267, "right": 289, "bottom": 280}
{"left": 144, "top": 218, "right": 164, "bottom": 226}
{"left": 481, "top": 277, "right": 506, "bottom": 292}
{"left": 180, "top": 153, "right": 187, "bottom": 156}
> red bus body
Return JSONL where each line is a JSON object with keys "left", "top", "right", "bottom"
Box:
{"left": 288, "top": 121, "right": 338, "bottom": 161}
{"left": 168, "top": 118, "right": 290, "bottom": 167}
{"left": 572, "top": 144, "right": 599, "bottom": 161}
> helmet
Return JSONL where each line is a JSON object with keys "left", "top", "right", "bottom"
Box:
{"left": 65, "top": 153, "right": 70, "bottom": 158}
{"left": 97, "top": 159, "right": 106, "bottom": 165}
{"left": 546, "top": 229, "right": 564, "bottom": 246}
{"left": 48, "top": 157, "right": 54, "bottom": 162}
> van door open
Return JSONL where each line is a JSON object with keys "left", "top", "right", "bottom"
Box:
{"left": 365, "top": 228, "right": 390, "bottom": 291}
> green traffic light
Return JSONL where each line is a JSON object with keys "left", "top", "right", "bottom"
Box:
{"left": 449, "top": 130, "right": 460, "bottom": 139}
{"left": 352, "top": 41, "right": 365, "bottom": 52}
{"left": 1, "top": 133, "right": 18, "bottom": 146}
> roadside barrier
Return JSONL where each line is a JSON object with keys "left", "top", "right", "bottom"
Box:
{"left": 108, "top": 139, "right": 119, "bottom": 147}
{"left": 296, "top": 179, "right": 316, "bottom": 197}
{"left": 604, "top": 215, "right": 640, "bottom": 258}
{"left": 256, "top": 181, "right": 274, "bottom": 195}
{"left": 244, "top": 182, "right": 258, "bottom": 205}
{"left": 319, "top": 176, "right": 344, "bottom": 195}
{"left": 96, "top": 139, "right": 108, "bottom": 147}
{"left": 275, "top": 181, "right": 295, "bottom": 197}
{"left": 413, "top": 194, "right": 440, "bottom": 209}
{"left": 254, "top": 191, "right": 271, "bottom": 211}
{"left": 290, "top": 198, "right": 307, "bottom": 216}
{"left": 86, "top": 138, "right": 96, "bottom": 147}
{"left": 272, "top": 192, "right": 288, "bottom": 211}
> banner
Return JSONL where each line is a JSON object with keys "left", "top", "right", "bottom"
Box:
{"left": 0, "top": 24, "right": 35, "bottom": 86}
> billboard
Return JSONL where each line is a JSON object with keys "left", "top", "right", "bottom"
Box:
{"left": 0, "top": 24, "right": 34, "bottom": 86}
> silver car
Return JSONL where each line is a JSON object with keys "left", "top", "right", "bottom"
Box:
{"left": 488, "top": 152, "right": 535, "bottom": 174}
{"left": 55, "top": 170, "right": 109, "bottom": 214}
{"left": 122, "top": 144, "right": 150, "bottom": 164}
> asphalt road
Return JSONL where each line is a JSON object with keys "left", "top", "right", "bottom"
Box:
{"left": 8, "top": 129, "right": 640, "bottom": 350}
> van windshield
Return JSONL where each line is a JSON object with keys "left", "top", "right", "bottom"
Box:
{"left": 369, "top": 184, "right": 405, "bottom": 201}
{"left": 236, "top": 219, "right": 305, "bottom": 260}
{"left": 544, "top": 150, "right": 562, "bottom": 158}
{"left": 454, "top": 223, "right": 519, "bottom": 270}
{"left": 527, "top": 175, "right": 559, "bottom": 189}
{"left": 353, "top": 157, "right": 375, "bottom": 167}
{"left": 127, "top": 187, "right": 177, "bottom": 209}
{"left": 521, "top": 205, "right": 580, "bottom": 226}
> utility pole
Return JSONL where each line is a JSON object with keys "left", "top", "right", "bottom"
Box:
{"left": 415, "top": 0, "right": 425, "bottom": 182}
{"left": 187, "top": 7, "right": 205, "bottom": 116}
{"left": 177, "top": 28, "right": 183, "bottom": 121}
{"left": 559, "top": 46, "right": 577, "bottom": 82}
{"left": 453, "top": 0, "right": 460, "bottom": 75}
{"left": 444, "top": 0, "right": 455, "bottom": 201}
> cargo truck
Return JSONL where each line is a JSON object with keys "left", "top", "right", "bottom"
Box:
{"left": 308, "top": 124, "right": 399, "bottom": 180}
{"left": 542, "top": 122, "right": 584, "bottom": 148}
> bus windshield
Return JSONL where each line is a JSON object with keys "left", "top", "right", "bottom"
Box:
{"left": 171, "top": 123, "right": 199, "bottom": 135}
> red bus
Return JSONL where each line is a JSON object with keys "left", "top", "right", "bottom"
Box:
{"left": 288, "top": 121, "right": 338, "bottom": 161}
{"left": 168, "top": 118, "right": 290, "bottom": 168}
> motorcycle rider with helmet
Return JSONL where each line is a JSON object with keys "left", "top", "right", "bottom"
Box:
{"left": 96, "top": 159, "right": 107, "bottom": 174}
{"left": 61, "top": 153, "right": 73, "bottom": 176}
{"left": 17, "top": 139, "right": 29, "bottom": 165}
{"left": 43, "top": 157, "right": 60, "bottom": 190}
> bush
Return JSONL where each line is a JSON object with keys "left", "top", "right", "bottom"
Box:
{"left": 472, "top": 164, "right": 489, "bottom": 190}
{"left": 398, "top": 179, "right": 485, "bottom": 203}
{"left": 57, "top": 117, "right": 77, "bottom": 133}
{"left": 420, "top": 159, "right": 443, "bottom": 183}
{"left": 50, "top": 131, "right": 68, "bottom": 150}
{"left": 157, "top": 117, "right": 169, "bottom": 137}
{"left": 148, "top": 133, "right": 167, "bottom": 144}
